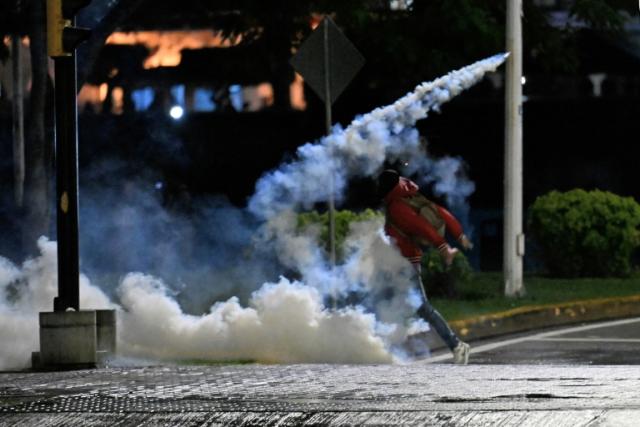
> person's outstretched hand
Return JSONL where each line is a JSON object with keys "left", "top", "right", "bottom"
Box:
{"left": 458, "top": 234, "right": 474, "bottom": 251}
{"left": 439, "top": 245, "right": 459, "bottom": 267}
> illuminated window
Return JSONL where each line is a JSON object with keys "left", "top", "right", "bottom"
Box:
{"left": 193, "top": 88, "right": 216, "bottom": 112}
{"left": 111, "top": 86, "right": 124, "bottom": 114}
{"left": 171, "top": 85, "right": 186, "bottom": 106}
{"left": 131, "top": 87, "right": 155, "bottom": 111}
{"left": 229, "top": 85, "right": 244, "bottom": 111}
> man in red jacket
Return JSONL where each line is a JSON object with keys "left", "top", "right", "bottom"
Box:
{"left": 378, "top": 169, "right": 472, "bottom": 364}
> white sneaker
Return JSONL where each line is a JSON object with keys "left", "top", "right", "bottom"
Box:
{"left": 452, "top": 342, "right": 470, "bottom": 365}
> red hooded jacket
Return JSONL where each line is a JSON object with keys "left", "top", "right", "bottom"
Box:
{"left": 384, "top": 177, "right": 464, "bottom": 264}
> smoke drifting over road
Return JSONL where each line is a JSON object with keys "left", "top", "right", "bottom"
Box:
{"left": 0, "top": 55, "right": 506, "bottom": 369}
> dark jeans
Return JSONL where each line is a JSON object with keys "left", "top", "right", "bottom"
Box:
{"left": 413, "top": 264, "right": 460, "bottom": 350}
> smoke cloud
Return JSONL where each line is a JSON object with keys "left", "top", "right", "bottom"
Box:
{"left": 249, "top": 54, "right": 506, "bottom": 219}
{"left": 0, "top": 55, "right": 506, "bottom": 369}
{"left": 0, "top": 238, "right": 112, "bottom": 369}
{"left": 78, "top": 179, "right": 280, "bottom": 312}
{"left": 118, "top": 273, "right": 393, "bottom": 364}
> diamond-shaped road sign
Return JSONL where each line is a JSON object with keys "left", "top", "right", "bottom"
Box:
{"left": 290, "top": 16, "right": 365, "bottom": 105}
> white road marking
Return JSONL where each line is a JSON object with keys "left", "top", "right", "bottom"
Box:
{"left": 534, "top": 337, "right": 640, "bottom": 343}
{"left": 420, "top": 317, "right": 640, "bottom": 363}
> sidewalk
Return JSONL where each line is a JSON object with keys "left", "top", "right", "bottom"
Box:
{"left": 1, "top": 363, "right": 640, "bottom": 425}
{"left": 2, "top": 298, "right": 640, "bottom": 425}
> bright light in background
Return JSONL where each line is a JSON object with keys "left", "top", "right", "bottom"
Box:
{"left": 229, "top": 85, "right": 244, "bottom": 112}
{"left": 194, "top": 88, "right": 216, "bottom": 112}
{"left": 99, "top": 83, "right": 108, "bottom": 101}
{"left": 131, "top": 87, "right": 155, "bottom": 111}
{"left": 390, "top": 0, "right": 414, "bottom": 10}
{"left": 521, "top": 76, "right": 527, "bottom": 85}
{"left": 170, "top": 85, "right": 185, "bottom": 106}
{"left": 290, "top": 73, "right": 307, "bottom": 110}
{"left": 169, "top": 105, "right": 184, "bottom": 120}
{"left": 78, "top": 84, "right": 108, "bottom": 113}
{"left": 106, "top": 30, "right": 242, "bottom": 69}
{"left": 111, "top": 86, "right": 124, "bottom": 114}
{"left": 243, "top": 83, "right": 274, "bottom": 111}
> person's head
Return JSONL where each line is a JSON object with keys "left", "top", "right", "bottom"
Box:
{"left": 377, "top": 169, "right": 400, "bottom": 199}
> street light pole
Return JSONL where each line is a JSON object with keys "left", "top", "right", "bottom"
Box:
{"left": 504, "top": 0, "right": 526, "bottom": 297}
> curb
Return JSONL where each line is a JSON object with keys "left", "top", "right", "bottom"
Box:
{"left": 449, "top": 294, "right": 640, "bottom": 342}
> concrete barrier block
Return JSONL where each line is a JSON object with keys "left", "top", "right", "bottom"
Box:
{"left": 39, "top": 311, "right": 97, "bottom": 368}
{"left": 96, "top": 309, "right": 117, "bottom": 354}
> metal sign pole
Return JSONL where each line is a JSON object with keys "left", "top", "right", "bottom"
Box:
{"left": 290, "top": 16, "right": 364, "bottom": 309}
{"left": 323, "top": 19, "right": 337, "bottom": 268}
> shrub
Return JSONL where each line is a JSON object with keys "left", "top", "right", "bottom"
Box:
{"left": 528, "top": 189, "right": 640, "bottom": 277}
{"left": 421, "top": 249, "right": 473, "bottom": 298}
{"left": 297, "top": 209, "right": 381, "bottom": 260}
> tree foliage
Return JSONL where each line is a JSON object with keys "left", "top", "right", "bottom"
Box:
{"left": 208, "top": 0, "right": 635, "bottom": 94}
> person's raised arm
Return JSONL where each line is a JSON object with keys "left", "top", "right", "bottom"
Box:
{"left": 436, "top": 205, "right": 473, "bottom": 250}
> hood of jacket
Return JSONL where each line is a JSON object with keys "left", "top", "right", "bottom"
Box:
{"left": 383, "top": 177, "right": 419, "bottom": 204}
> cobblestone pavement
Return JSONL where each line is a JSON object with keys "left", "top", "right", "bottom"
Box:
{"left": 1, "top": 363, "right": 640, "bottom": 426}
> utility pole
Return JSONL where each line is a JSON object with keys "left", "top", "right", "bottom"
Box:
{"left": 47, "top": 0, "right": 92, "bottom": 311}
{"left": 35, "top": 0, "right": 117, "bottom": 371}
{"left": 504, "top": 0, "right": 526, "bottom": 297}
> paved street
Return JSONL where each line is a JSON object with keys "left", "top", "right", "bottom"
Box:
{"left": 427, "top": 317, "right": 640, "bottom": 365}
{"left": 1, "top": 318, "right": 639, "bottom": 426}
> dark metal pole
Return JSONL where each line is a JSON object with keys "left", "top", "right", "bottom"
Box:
{"left": 323, "top": 18, "right": 337, "bottom": 310}
{"left": 53, "top": 53, "right": 80, "bottom": 312}
{"left": 323, "top": 18, "right": 336, "bottom": 268}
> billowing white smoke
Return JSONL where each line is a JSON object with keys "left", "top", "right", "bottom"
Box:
{"left": 0, "top": 54, "right": 506, "bottom": 369}
{"left": 0, "top": 239, "right": 394, "bottom": 367}
{"left": 249, "top": 54, "right": 507, "bottom": 218}
{"left": 252, "top": 212, "right": 428, "bottom": 347}
{"left": 0, "top": 238, "right": 112, "bottom": 369}
{"left": 118, "top": 273, "right": 392, "bottom": 364}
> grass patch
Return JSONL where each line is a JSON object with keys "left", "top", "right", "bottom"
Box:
{"left": 431, "top": 272, "right": 640, "bottom": 321}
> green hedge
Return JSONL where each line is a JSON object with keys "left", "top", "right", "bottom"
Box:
{"left": 528, "top": 189, "right": 640, "bottom": 277}
{"left": 297, "top": 209, "right": 381, "bottom": 261}
{"left": 298, "top": 209, "right": 473, "bottom": 297}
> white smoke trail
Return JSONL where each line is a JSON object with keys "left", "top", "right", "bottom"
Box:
{"left": 239, "top": 54, "right": 508, "bottom": 360}
{"left": 0, "top": 54, "right": 506, "bottom": 369}
{"left": 249, "top": 53, "right": 507, "bottom": 218}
